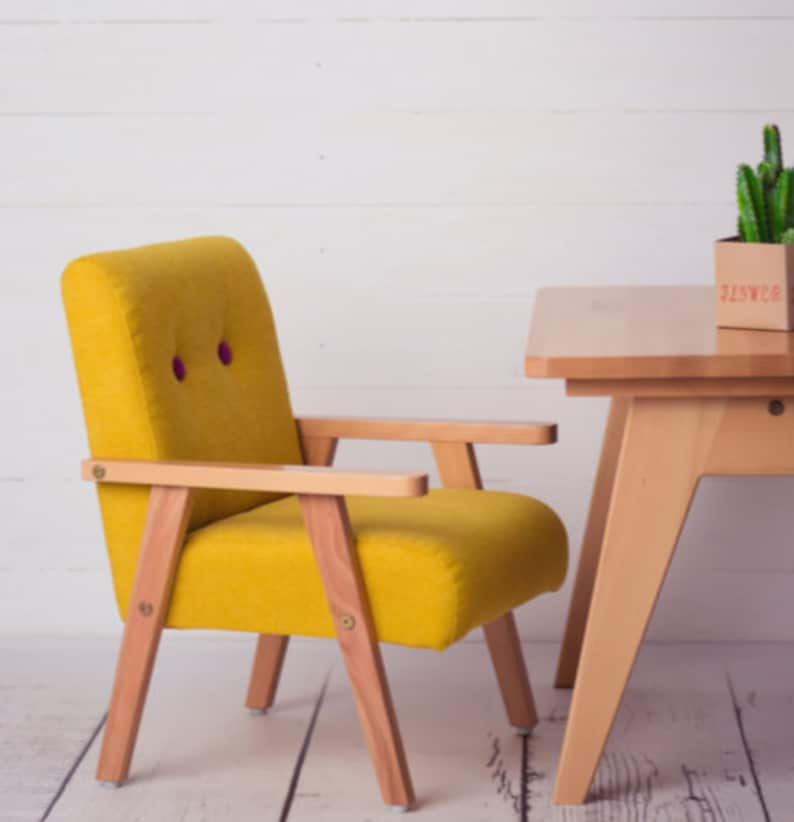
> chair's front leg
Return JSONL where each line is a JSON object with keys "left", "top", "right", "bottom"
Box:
{"left": 299, "top": 494, "right": 415, "bottom": 810}
{"left": 245, "top": 434, "right": 339, "bottom": 712}
{"left": 97, "top": 485, "right": 193, "bottom": 784}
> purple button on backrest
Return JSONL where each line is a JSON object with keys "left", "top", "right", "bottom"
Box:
{"left": 218, "top": 341, "right": 232, "bottom": 365}
{"left": 172, "top": 356, "right": 186, "bottom": 381}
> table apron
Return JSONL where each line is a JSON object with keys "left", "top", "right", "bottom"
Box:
{"left": 567, "top": 377, "right": 794, "bottom": 398}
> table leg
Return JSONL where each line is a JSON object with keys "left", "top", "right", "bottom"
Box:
{"left": 555, "top": 397, "right": 629, "bottom": 688}
{"left": 553, "top": 398, "right": 706, "bottom": 804}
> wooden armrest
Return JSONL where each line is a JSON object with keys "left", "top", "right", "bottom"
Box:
{"left": 82, "top": 458, "right": 427, "bottom": 498}
{"left": 295, "top": 416, "right": 556, "bottom": 445}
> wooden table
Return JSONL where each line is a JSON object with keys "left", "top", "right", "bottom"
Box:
{"left": 525, "top": 286, "right": 794, "bottom": 805}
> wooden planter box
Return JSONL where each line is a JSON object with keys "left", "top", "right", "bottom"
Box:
{"left": 714, "top": 237, "right": 794, "bottom": 330}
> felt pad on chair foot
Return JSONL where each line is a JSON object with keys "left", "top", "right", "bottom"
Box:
{"left": 248, "top": 707, "right": 268, "bottom": 716}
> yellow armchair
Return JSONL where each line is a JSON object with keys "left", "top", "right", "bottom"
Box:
{"left": 62, "top": 236, "right": 567, "bottom": 810}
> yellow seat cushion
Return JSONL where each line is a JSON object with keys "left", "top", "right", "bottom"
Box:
{"left": 166, "top": 488, "right": 567, "bottom": 651}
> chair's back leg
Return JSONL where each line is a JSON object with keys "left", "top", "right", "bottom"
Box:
{"left": 299, "top": 493, "right": 415, "bottom": 810}
{"left": 96, "top": 485, "right": 193, "bottom": 784}
{"left": 431, "top": 441, "right": 538, "bottom": 733}
{"left": 483, "top": 613, "right": 538, "bottom": 732}
{"left": 245, "top": 635, "right": 289, "bottom": 712}
{"left": 244, "top": 434, "right": 339, "bottom": 711}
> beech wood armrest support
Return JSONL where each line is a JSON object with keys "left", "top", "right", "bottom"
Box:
{"left": 81, "top": 458, "right": 428, "bottom": 498}
{"left": 295, "top": 416, "right": 557, "bottom": 445}
{"left": 81, "top": 456, "right": 423, "bottom": 805}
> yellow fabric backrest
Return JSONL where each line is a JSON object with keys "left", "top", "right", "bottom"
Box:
{"left": 62, "top": 236, "right": 303, "bottom": 614}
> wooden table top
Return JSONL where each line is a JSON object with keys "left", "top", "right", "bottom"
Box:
{"left": 525, "top": 286, "right": 794, "bottom": 380}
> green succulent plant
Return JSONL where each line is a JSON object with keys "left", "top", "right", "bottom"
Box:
{"left": 737, "top": 124, "right": 794, "bottom": 243}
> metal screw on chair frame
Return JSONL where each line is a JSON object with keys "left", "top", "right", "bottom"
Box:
{"left": 769, "top": 399, "right": 785, "bottom": 416}
{"left": 340, "top": 614, "right": 356, "bottom": 630}
{"left": 138, "top": 601, "right": 154, "bottom": 617}
{"left": 92, "top": 463, "right": 106, "bottom": 480}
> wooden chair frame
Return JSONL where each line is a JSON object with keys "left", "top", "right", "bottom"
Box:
{"left": 84, "top": 416, "right": 555, "bottom": 810}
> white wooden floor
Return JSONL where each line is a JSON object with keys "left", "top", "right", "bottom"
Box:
{"left": 2, "top": 635, "right": 791, "bottom": 822}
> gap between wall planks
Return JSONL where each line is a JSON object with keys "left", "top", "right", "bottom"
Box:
{"left": 7, "top": 635, "right": 790, "bottom": 822}
{"left": 3, "top": 10, "right": 794, "bottom": 114}
{"left": 3, "top": 114, "right": 787, "bottom": 207}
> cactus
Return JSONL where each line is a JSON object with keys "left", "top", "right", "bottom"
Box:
{"left": 735, "top": 125, "right": 794, "bottom": 243}
{"left": 783, "top": 228, "right": 794, "bottom": 244}
{"left": 783, "top": 167, "right": 794, "bottom": 226}
{"left": 757, "top": 160, "right": 774, "bottom": 189}
{"left": 764, "top": 124, "right": 783, "bottom": 177}
{"left": 737, "top": 164, "right": 767, "bottom": 242}
{"left": 757, "top": 161, "right": 777, "bottom": 239}
{"left": 773, "top": 168, "right": 793, "bottom": 241}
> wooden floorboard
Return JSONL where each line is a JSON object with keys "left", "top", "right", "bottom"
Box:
{"left": 289, "top": 639, "right": 529, "bottom": 820}
{"left": 527, "top": 642, "right": 766, "bottom": 822}
{"left": 724, "top": 645, "right": 794, "bottom": 822}
{"left": 42, "top": 633, "right": 332, "bottom": 822}
{"left": 289, "top": 642, "right": 772, "bottom": 821}
{"left": 0, "top": 636, "right": 115, "bottom": 822}
{"left": 2, "top": 635, "right": 792, "bottom": 821}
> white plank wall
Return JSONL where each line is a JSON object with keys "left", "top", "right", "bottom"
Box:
{"left": 2, "top": 0, "right": 794, "bottom": 639}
